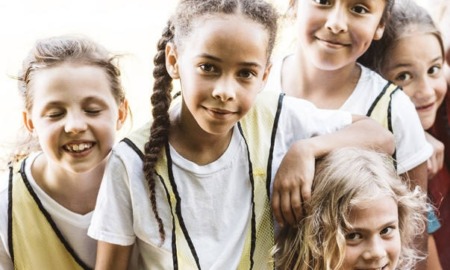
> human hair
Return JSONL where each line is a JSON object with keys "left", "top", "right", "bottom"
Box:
{"left": 274, "top": 147, "right": 427, "bottom": 270}
{"left": 287, "top": 0, "right": 394, "bottom": 25}
{"left": 359, "top": 0, "right": 444, "bottom": 73}
{"left": 144, "top": 0, "right": 279, "bottom": 243}
{"left": 11, "top": 35, "right": 126, "bottom": 163}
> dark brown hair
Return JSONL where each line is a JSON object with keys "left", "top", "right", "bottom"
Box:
{"left": 144, "top": 0, "right": 279, "bottom": 243}
{"left": 358, "top": 0, "right": 443, "bottom": 72}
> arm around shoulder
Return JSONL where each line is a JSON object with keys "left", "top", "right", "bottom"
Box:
{"left": 348, "top": 114, "right": 395, "bottom": 155}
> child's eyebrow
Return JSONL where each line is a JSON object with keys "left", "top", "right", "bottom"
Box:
{"left": 430, "top": 55, "right": 444, "bottom": 63}
{"left": 196, "top": 53, "right": 263, "bottom": 68}
{"left": 350, "top": 220, "right": 398, "bottom": 232}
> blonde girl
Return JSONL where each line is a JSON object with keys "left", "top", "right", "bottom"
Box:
{"left": 0, "top": 36, "right": 128, "bottom": 269}
{"left": 275, "top": 147, "right": 427, "bottom": 270}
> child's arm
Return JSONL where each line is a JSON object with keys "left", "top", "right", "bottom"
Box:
{"left": 271, "top": 115, "right": 395, "bottom": 227}
{"left": 424, "top": 131, "right": 445, "bottom": 179}
{"left": 95, "top": 241, "right": 132, "bottom": 270}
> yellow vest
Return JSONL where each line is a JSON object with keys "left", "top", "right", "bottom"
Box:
{"left": 123, "top": 91, "right": 284, "bottom": 270}
{"left": 366, "top": 82, "right": 400, "bottom": 167}
{"left": 8, "top": 159, "right": 91, "bottom": 270}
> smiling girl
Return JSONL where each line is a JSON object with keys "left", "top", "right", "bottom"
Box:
{"left": 274, "top": 148, "right": 427, "bottom": 270}
{"left": 0, "top": 36, "right": 128, "bottom": 270}
{"left": 360, "top": 0, "right": 449, "bottom": 268}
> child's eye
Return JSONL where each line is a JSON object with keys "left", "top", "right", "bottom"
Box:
{"left": 352, "top": 5, "right": 368, "bottom": 14}
{"left": 345, "top": 232, "right": 362, "bottom": 242}
{"left": 238, "top": 69, "right": 256, "bottom": 79}
{"left": 199, "top": 64, "right": 218, "bottom": 74}
{"left": 395, "top": 72, "right": 412, "bottom": 83}
{"left": 85, "top": 109, "right": 101, "bottom": 115}
{"left": 312, "top": 0, "right": 331, "bottom": 6}
{"left": 428, "top": 65, "right": 441, "bottom": 76}
{"left": 45, "top": 111, "right": 64, "bottom": 119}
{"left": 380, "top": 226, "right": 396, "bottom": 236}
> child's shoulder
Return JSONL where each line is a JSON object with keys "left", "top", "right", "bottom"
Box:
{"left": 357, "top": 64, "right": 390, "bottom": 92}
{"left": 119, "top": 122, "right": 152, "bottom": 158}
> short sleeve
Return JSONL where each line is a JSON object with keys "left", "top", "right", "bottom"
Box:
{"left": 391, "top": 90, "right": 433, "bottom": 174}
{"left": 271, "top": 96, "right": 352, "bottom": 179}
{"left": 88, "top": 150, "right": 135, "bottom": 246}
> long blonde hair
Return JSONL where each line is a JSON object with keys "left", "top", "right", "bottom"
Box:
{"left": 274, "top": 147, "right": 427, "bottom": 270}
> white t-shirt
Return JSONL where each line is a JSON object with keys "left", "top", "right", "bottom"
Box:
{"left": 265, "top": 55, "right": 432, "bottom": 174}
{"left": 88, "top": 97, "right": 352, "bottom": 270}
{"left": 0, "top": 152, "right": 96, "bottom": 270}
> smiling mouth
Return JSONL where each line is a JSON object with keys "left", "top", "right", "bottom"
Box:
{"left": 316, "top": 37, "right": 349, "bottom": 47}
{"left": 416, "top": 102, "right": 434, "bottom": 111}
{"left": 63, "top": 143, "right": 94, "bottom": 153}
{"left": 356, "top": 264, "right": 388, "bottom": 270}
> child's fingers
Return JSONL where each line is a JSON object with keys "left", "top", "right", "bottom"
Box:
{"left": 271, "top": 192, "right": 284, "bottom": 227}
{"left": 290, "top": 186, "right": 303, "bottom": 225}
{"left": 280, "top": 188, "right": 296, "bottom": 226}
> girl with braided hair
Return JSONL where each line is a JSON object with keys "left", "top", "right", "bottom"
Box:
{"left": 88, "top": 0, "right": 394, "bottom": 269}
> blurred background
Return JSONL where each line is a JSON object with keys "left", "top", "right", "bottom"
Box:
{"left": 0, "top": 0, "right": 176, "bottom": 154}
{"left": 0, "top": 0, "right": 433, "bottom": 169}
{"left": 0, "top": 0, "right": 292, "bottom": 167}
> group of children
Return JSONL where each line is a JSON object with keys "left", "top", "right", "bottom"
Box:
{"left": 0, "top": 0, "right": 448, "bottom": 269}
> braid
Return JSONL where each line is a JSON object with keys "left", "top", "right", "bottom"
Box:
{"left": 142, "top": 0, "right": 278, "bottom": 245}
{"left": 143, "top": 21, "right": 174, "bottom": 244}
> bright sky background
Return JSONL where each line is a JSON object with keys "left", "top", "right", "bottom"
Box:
{"left": 0, "top": 1, "right": 291, "bottom": 164}
{"left": 0, "top": 0, "right": 178, "bottom": 149}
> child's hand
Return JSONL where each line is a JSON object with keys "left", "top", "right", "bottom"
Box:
{"left": 271, "top": 141, "right": 315, "bottom": 227}
{"left": 425, "top": 131, "right": 444, "bottom": 179}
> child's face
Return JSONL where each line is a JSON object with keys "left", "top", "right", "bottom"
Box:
{"left": 166, "top": 14, "right": 270, "bottom": 136}
{"left": 382, "top": 33, "right": 447, "bottom": 129}
{"left": 295, "top": 0, "right": 386, "bottom": 70}
{"left": 342, "top": 195, "right": 401, "bottom": 270}
{"left": 23, "top": 63, "right": 126, "bottom": 173}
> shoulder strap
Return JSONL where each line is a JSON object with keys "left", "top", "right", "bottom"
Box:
{"left": 124, "top": 92, "right": 284, "bottom": 269}
{"left": 236, "top": 91, "right": 284, "bottom": 270}
{"left": 8, "top": 159, "right": 90, "bottom": 270}
{"left": 366, "top": 82, "right": 399, "bottom": 168}
{"left": 366, "top": 82, "right": 399, "bottom": 132}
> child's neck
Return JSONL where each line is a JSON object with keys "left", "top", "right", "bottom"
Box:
{"left": 170, "top": 114, "right": 233, "bottom": 166}
{"left": 282, "top": 51, "right": 361, "bottom": 109}
{"left": 31, "top": 153, "right": 104, "bottom": 215}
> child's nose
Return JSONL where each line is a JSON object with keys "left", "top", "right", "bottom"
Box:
{"left": 362, "top": 238, "right": 387, "bottom": 261}
{"left": 414, "top": 77, "right": 436, "bottom": 100}
{"left": 64, "top": 113, "right": 88, "bottom": 134}
{"left": 325, "top": 6, "right": 348, "bottom": 34}
{"left": 212, "top": 77, "right": 236, "bottom": 102}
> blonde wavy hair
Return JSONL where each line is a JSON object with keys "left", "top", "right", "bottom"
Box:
{"left": 274, "top": 147, "right": 427, "bottom": 270}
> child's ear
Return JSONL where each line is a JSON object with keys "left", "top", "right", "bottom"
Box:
{"left": 373, "top": 21, "right": 386, "bottom": 41}
{"left": 165, "top": 42, "right": 180, "bottom": 79}
{"left": 116, "top": 99, "right": 128, "bottom": 130}
{"left": 22, "top": 111, "right": 34, "bottom": 133}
